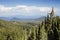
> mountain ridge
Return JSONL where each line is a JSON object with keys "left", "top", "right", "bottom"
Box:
{"left": 0, "top": 16, "right": 45, "bottom": 21}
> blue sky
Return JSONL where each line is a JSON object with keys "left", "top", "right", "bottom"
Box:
{"left": 0, "top": 0, "right": 60, "bottom": 18}
{"left": 0, "top": 0, "right": 60, "bottom": 7}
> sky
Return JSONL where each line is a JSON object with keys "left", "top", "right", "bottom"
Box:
{"left": 0, "top": 0, "right": 60, "bottom": 18}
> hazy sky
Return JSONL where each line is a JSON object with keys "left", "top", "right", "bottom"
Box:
{"left": 0, "top": 0, "right": 60, "bottom": 18}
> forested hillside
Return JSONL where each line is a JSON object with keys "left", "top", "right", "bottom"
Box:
{"left": 0, "top": 8, "right": 60, "bottom": 40}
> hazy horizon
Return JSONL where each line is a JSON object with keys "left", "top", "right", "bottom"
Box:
{"left": 0, "top": 0, "right": 60, "bottom": 19}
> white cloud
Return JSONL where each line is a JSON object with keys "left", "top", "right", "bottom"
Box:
{"left": 0, "top": 5, "right": 60, "bottom": 16}
{"left": 0, "top": 5, "right": 12, "bottom": 12}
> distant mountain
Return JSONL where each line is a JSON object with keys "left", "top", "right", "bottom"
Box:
{"left": 0, "top": 16, "right": 45, "bottom": 21}
{"left": 0, "top": 17, "right": 12, "bottom": 20}
{"left": 34, "top": 16, "right": 45, "bottom": 21}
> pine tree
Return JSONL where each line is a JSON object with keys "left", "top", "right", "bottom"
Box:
{"left": 40, "top": 22, "right": 48, "bottom": 40}
{"left": 37, "top": 24, "right": 40, "bottom": 40}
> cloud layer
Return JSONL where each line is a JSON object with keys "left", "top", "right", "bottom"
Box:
{"left": 0, "top": 5, "right": 60, "bottom": 17}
